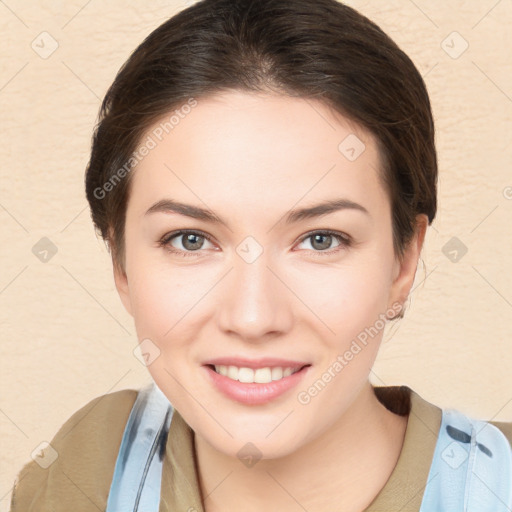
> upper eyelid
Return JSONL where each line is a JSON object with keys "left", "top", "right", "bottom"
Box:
{"left": 298, "top": 230, "right": 351, "bottom": 242}
{"left": 163, "top": 229, "right": 215, "bottom": 244}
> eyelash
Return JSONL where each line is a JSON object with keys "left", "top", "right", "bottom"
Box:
{"left": 157, "top": 229, "right": 352, "bottom": 258}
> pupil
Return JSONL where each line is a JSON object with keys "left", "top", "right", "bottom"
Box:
{"left": 184, "top": 234, "right": 203, "bottom": 250}
{"left": 313, "top": 234, "right": 331, "bottom": 250}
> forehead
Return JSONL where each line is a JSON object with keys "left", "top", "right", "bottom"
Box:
{"left": 128, "top": 90, "right": 388, "bottom": 220}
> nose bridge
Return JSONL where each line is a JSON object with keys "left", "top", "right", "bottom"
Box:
{"left": 216, "top": 241, "right": 293, "bottom": 339}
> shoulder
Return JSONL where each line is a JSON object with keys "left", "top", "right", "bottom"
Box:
{"left": 489, "top": 420, "right": 512, "bottom": 447}
{"left": 10, "top": 388, "right": 138, "bottom": 511}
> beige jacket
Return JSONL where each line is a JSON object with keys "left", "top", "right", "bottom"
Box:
{"left": 10, "top": 385, "right": 512, "bottom": 511}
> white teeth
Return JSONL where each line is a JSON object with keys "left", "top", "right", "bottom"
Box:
{"left": 238, "top": 367, "right": 254, "bottom": 383}
{"left": 271, "top": 367, "right": 283, "bottom": 380}
{"left": 227, "top": 365, "right": 238, "bottom": 380}
{"left": 213, "top": 365, "right": 302, "bottom": 383}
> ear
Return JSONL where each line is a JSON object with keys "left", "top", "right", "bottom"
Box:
{"left": 113, "top": 258, "right": 133, "bottom": 317}
{"left": 388, "top": 214, "right": 429, "bottom": 310}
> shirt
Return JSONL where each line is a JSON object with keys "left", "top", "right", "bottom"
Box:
{"left": 10, "top": 384, "right": 512, "bottom": 511}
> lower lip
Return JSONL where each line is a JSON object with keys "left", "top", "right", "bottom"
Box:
{"left": 202, "top": 365, "right": 311, "bottom": 405}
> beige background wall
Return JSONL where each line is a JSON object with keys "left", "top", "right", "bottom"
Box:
{"left": 1, "top": 0, "right": 511, "bottom": 507}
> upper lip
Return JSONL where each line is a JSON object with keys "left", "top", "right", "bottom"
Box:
{"left": 202, "top": 356, "right": 311, "bottom": 370}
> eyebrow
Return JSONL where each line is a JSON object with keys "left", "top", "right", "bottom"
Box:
{"left": 144, "top": 197, "right": 369, "bottom": 228}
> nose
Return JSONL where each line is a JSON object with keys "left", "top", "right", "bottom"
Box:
{"left": 216, "top": 250, "right": 294, "bottom": 342}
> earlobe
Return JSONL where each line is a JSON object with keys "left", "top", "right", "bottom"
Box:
{"left": 113, "top": 261, "right": 133, "bottom": 317}
{"left": 389, "top": 214, "right": 429, "bottom": 309}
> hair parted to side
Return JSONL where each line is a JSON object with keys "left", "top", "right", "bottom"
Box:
{"left": 85, "top": 0, "right": 437, "bottom": 281}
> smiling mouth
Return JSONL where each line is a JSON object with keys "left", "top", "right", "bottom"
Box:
{"left": 206, "top": 363, "right": 311, "bottom": 384}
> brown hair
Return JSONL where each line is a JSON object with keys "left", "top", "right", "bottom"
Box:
{"left": 85, "top": 0, "right": 437, "bottom": 275}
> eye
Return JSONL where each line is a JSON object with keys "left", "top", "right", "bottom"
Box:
{"left": 158, "top": 230, "right": 217, "bottom": 257}
{"left": 158, "top": 229, "right": 352, "bottom": 258}
{"left": 295, "top": 230, "right": 352, "bottom": 255}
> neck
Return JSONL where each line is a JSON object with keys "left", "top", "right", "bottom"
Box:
{"left": 194, "top": 381, "right": 408, "bottom": 512}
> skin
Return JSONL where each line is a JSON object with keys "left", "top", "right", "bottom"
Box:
{"left": 114, "top": 90, "right": 427, "bottom": 511}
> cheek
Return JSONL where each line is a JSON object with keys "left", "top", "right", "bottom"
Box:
{"left": 130, "top": 272, "right": 189, "bottom": 338}
{"left": 127, "top": 255, "right": 218, "bottom": 343}
{"left": 287, "top": 258, "right": 394, "bottom": 338}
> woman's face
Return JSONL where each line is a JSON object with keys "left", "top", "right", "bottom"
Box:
{"left": 115, "top": 90, "right": 424, "bottom": 459}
